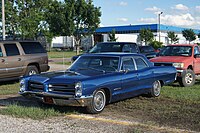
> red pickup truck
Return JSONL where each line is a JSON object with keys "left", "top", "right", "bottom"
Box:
{"left": 150, "top": 44, "right": 200, "bottom": 87}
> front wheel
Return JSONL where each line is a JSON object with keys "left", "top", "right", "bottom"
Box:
{"left": 178, "top": 69, "right": 195, "bottom": 87}
{"left": 86, "top": 89, "right": 106, "bottom": 114}
{"left": 149, "top": 80, "right": 161, "bottom": 97}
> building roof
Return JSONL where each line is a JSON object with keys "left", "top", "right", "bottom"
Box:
{"left": 95, "top": 24, "right": 200, "bottom": 34}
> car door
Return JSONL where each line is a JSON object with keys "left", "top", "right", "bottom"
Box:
{"left": 193, "top": 46, "right": 200, "bottom": 74}
{"left": 3, "top": 43, "right": 24, "bottom": 77}
{"left": 119, "top": 57, "right": 140, "bottom": 99}
{"left": 0, "top": 45, "right": 7, "bottom": 78}
{"left": 134, "top": 57, "right": 154, "bottom": 90}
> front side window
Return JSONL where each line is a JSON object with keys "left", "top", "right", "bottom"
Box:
{"left": 194, "top": 46, "right": 200, "bottom": 55}
{"left": 4, "top": 44, "right": 20, "bottom": 56}
{"left": 0, "top": 47, "right": 3, "bottom": 57}
{"left": 122, "top": 58, "right": 135, "bottom": 71}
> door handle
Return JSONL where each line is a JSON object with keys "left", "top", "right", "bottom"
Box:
{"left": 18, "top": 58, "right": 21, "bottom": 61}
{"left": 1, "top": 59, "right": 5, "bottom": 62}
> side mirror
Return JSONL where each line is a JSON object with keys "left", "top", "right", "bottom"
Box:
{"left": 194, "top": 54, "right": 200, "bottom": 58}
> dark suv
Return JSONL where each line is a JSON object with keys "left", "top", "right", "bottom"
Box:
{"left": 72, "top": 42, "right": 140, "bottom": 62}
{"left": 0, "top": 40, "right": 49, "bottom": 81}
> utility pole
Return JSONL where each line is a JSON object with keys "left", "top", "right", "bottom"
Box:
{"left": 2, "top": 0, "right": 6, "bottom": 40}
{"left": 158, "top": 12, "right": 163, "bottom": 42}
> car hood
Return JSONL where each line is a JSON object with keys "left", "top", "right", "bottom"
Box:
{"left": 28, "top": 70, "right": 106, "bottom": 84}
{"left": 150, "top": 56, "right": 192, "bottom": 63}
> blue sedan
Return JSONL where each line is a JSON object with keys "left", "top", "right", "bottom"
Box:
{"left": 19, "top": 53, "right": 176, "bottom": 114}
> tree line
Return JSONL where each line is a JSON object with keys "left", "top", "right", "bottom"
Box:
{"left": 109, "top": 28, "right": 200, "bottom": 49}
{"left": 0, "top": 0, "right": 101, "bottom": 55}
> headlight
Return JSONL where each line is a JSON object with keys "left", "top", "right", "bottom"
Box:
{"left": 20, "top": 79, "right": 26, "bottom": 92}
{"left": 173, "top": 63, "right": 184, "bottom": 68}
{"left": 75, "top": 82, "right": 82, "bottom": 97}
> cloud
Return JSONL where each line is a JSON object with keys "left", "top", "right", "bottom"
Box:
{"left": 117, "top": 18, "right": 128, "bottom": 22}
{"left": 138, "top": 13, "right": 198, "bottom": 28}
{"left": 172, "top": 4, "right": 189, "bottom": 11}
{"left": 145, "top": 6, "right": 161, "bottom": 12}
{"left": 138, "top": 18, "right": 157, "bottom": 23}
{"left": 119, "top": 1, "right": 127, "bottom": 6}
{"left": 196, "top": 6, "right": 200, "bottom": 11}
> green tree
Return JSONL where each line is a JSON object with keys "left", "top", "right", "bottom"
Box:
{"left": 108, "top": 29, "right": 117, "bottom": 42}
{"left": 46, "top": 0, "right": 101, "bottom": 55}
{"left": 167, "top": 31, "right": 179, "bottom": 44}
{"left": 139, "top": 28, "right": 154, "bottom": 45}
{"left": 1, "top": 0, "right": 53, "bottom": 40}
{"left": 149, "top": 40, "right": 163, "bottom": 49}
{"left": 182, "top": 29, "right": 196, "bottom": 44}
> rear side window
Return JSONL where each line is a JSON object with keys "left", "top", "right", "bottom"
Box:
{"left": 4, "top": 44, "right": 20, "bottom": 56}
{"left": 20, "top": 42, "right": 46, "bottom": 54}
{"left": 135, "top": 58, "right": 148, "bottom": 70}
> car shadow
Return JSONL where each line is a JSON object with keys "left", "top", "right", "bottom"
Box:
{"left": 0, "top": 80, "right": 19, "bottom": 86}
{"left": 0, "top": 95, "right": 85, "bottom": 114}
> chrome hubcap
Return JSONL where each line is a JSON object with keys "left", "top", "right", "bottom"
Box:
{"left": 94, "top": 91, "right": 105, "bottom": 111}
{"left": 185, "top": 73, "right": 193, "bottom": 84}
{"left": 153, "top": 81, "right": 161, "bottom": 96}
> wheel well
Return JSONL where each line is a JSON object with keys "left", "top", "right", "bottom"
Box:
{"left": 28, "top": 63, "right": 40, "bottom": 73}
{"left": 100, "top": 88, "right": 111, "bottom": 104}
{"left": 159, "top": 80, "right": 164, "bottom": 87}
{"left": 187, "top": 65, "right": 193, "bottom": 70}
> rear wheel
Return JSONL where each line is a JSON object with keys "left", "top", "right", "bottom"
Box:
{"left": 25, "top": 66, "right": 39, "bottom": 76}
{"left": 178, "top": 69, "right": 195, "bottom": 87}
{"left": 86, "top": 89, "right": 106, "bottom": 114}
{"left": 149, "top": 80, "right": 161, "bottom": 97}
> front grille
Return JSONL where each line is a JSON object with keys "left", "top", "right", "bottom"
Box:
{"left": 29, "top": 81, "right": 44, "bottom": 91}
{"left": 154, "top": 62, "right": 173, "bottom": 66}
{"left": 48, "top": 84, "right": 75, "bottom": 95}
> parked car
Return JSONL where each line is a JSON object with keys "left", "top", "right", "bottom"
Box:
{"left": 71, "top": 42, "right": 140, "bottom": 62}
{"left": 139, "top": 46, "right": 157, "bottom": 59}
{"left": 150, "top": 44, "right": 200, "bottom": 87}
{"left": 0, "top": 40, "right": 49, "bottom": 81}
{"left": 19, "top": 53, "right": 176, "bottom": 114}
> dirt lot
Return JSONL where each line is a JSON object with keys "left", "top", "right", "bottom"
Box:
{"left": 0, "top": 61, "right": 199, "bottom": 133}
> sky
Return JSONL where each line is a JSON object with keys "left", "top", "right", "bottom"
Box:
{"left": 93, "top": 0, "right": 200, "bottom": 29}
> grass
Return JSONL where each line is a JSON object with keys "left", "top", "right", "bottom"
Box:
{"left": 162, "top": 84, "right": 200, "bottom": 102}
{"left": 48, "top": 51, "right": 82, "bottom": 58}
{"left": 0, "top": 104, "right": 62, "bottom": 120}
{"left": 0, "top": 81, "right": 19, "bottom": 95}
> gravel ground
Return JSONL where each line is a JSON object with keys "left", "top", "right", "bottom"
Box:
{"left": 0, "top": 114, "right": 136, "bottom": 133}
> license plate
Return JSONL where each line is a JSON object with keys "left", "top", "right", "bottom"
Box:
{"left": 43, "top": 97, "right": 54, "bottom": 104}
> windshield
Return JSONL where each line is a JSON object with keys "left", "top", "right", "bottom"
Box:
{"left": 159, "top": 46, "right": 192, "bottom": 56}
{"left": 69, "top": 56, "right": 120, "bottom": 72}
{"left": 89, "top": 43, "right": 138, "bottom": 53}
{"left": 139, "top": 46, "right": 154, "bottom": 53}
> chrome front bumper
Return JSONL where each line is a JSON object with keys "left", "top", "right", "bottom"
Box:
{"left": 19, "top": 91, "right": 93, "bottom": 107}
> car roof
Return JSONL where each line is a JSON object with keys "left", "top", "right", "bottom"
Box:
{"left": 167, "top": 44, "right": 197, "bottom": 47}
{"left": 97, "top": 42, "right": 137, "bottom": 45}
{"left": 81, "top": 52, "right": 145, "bottom": 57}
{"left": 0, "top": 40, "right": 39, "bottom": 43}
